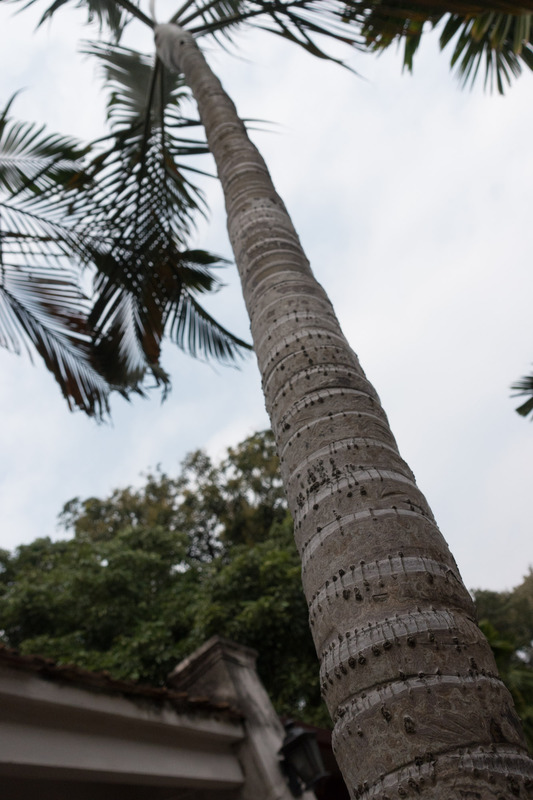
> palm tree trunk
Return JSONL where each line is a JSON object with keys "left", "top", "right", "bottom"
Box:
{"left": 155, "top": 24, "right": 533, "bottom": 798}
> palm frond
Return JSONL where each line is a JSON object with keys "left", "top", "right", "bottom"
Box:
{"left": 0, "top": 95, "right": 88, "bottom": 196}
{"left": 176, "top": 0, "right": 244, "bottom": 29}
{"left": 0, "top": 201, "right": 115, "bottom": 417}
{"left": 0, "top": 86, "right": 250, "bottom": 416}
{"left": 511, "top": 372, "right": 533, "bottom": 418}
{"left": 65, "top": 42, "right": 251, "bottom": 379}
{"left": 71, "top": 42, "right": 207, "bottom": 243}
{"left": 168, "top": 287, "right": 251, "bottom": 361}
{"left": 2, "top": 0, "right": 139, "bottom": 39}
{"left": 184, "top": 0, "right": 367, "bottom": 59}
{"left": 357, "top": 2, "right": 533, "bottom": 91}
{"left": 0, "top": 268, "right": 113, "bottom": 417}
{"left": 440, "top": 10, "right": 533, "bottom": 92}
{"left": 0, "top": 94, "right": 121, "bottom": 417}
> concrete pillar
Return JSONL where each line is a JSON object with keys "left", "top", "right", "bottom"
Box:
{"left": 168, "top": 637, "right": 314, "bottom": 800}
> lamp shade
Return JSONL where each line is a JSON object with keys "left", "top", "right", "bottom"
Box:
{"left": 279, "top": 721, "right": 329, "bottom": 791}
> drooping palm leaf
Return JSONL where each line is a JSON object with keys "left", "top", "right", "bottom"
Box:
{"left": 0, "top": 94, "right": 88, "bottom": 196}
{"left": 349, "top": 2, "right": 533, "bottom": 91}
{"left": 439, "top": 10, "right": 533, "bottom": 92}
{"left": 65, "top": 42, "right": 251, "bottom": 384}
{"left": 0, "top": 249, "right": 112, "bottom": 417}
{"left": 511, "top": 372, "right": 533, "bottom": 418}
{"left": 75, "top": 43, "right": 209, "bottom": 238}
{"left": 0, "top": 96, "right": 123, "bottom": 418}
{"left": 2, "top": 0, "right": 137, "bottom": 39}
{"left": 0, "top": 71, "right": 250, "bottom": 414}
{"left": 0, "top": 196, "right": 121, "bottom": 417}
{"left": 179, "top": 0, "right": 367, "bottom": 58}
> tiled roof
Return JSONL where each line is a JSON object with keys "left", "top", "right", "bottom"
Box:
{"left": 0, "top": 644, "right": 242, "bottom": 720}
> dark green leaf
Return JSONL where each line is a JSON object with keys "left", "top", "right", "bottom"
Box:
{"left": 511, "top": 372, "right": 533, "bottom": 418}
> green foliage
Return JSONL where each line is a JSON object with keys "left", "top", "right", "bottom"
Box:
{"left": 191, "top": 513, "right": 329, "bottom": 723}
{"left": 0, "top": 528, "right": 197, "bottom": 682}
{"left": 73, "top": 43, "right": 252, "bottom": 382}
{"left": 0, "top": 94, "right": 88, "bottom": 195}
{"left": 15, "top": 0, "right": 129, "bottom": 39}
{"left": 511, "top": 371, "right": 533, "bottom": 419}
{"left": 361, "top": 4, "right": 533, "bottom": 93}
{"left": 0, "top": 430, "right": 327, "bottom": 723}
{"left": 2, "top": 428, "right": 533, "bottom": 731}
{"left": 0, "top": 48, "right": 250, "bottom": 417}
{"left": 439, "top": 10, "right": 533, "bottom": 93}
{"left": 0, "top": 96, "right": 116, "bottom": 417}
{"left": 474, "top": 571, "right": 533, "bottom": 752}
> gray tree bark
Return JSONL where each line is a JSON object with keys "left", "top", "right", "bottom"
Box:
{"left": 155, "top": 23, "right": 533, "bottom": 799}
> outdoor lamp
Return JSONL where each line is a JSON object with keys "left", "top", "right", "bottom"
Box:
{"left": 279, "top": 720, "right": 329, "bottom": 797}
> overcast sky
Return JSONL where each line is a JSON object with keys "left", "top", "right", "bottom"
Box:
{"left": 0, "top": 1, "right": 532, "bottom": 593}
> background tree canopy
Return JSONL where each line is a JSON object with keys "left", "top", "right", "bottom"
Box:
{"left": 1, "top": 428, "right": 532, "bottom": 738}
{"left": 0, "top": 430, "right": 327, "bottom": 724}
{"left": 473, "top": 575, "right": 533, "bottom": 750}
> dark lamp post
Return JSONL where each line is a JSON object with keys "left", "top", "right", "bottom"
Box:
{"left": 279, "top": 720, "right": 329, "bottom": 797}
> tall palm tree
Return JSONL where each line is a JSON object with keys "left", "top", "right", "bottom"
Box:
{"left": 3, "top": 0, "right": 533, "bottom": 795}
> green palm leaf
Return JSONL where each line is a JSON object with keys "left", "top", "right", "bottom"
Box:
{"left": 174, "top": 0, "right": 246, "bottom": 34}
{"left": 0, "top": 96, "right": 121, "bottom": 417}
{"left": 182, "top": 0, "right": 533, "bottom": 91}
{"left": 0, "top": 94, "right": 88, "bottom": 196}
{"left": 0, "top": 255, "right": 112, "bottom": 417}
{"left": 357, "top": 3, "right": 533, "bottom": 91}
{"left": 66, "top": 42, "right": 250, "bottom": 384}
{"left": 178, "top": 0, "right": 366, "bottom": 60}
{"left": 511, "top": 372, "right": 533, "bottom": 418}
{"left": 4, "top": 0, "right": 133, "bottom": 39}
{"left": 0, "top": 72, "right": 250, "bottom": 414}
{"left": 0, "top": 198, "right": 116, "bottom": 417}
{"left": 439, "top": 10, "right": 533, "bottom": 91}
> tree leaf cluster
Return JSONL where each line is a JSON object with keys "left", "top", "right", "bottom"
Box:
{"left": 511, "top": 372, "right": 533, "bottom": 419}
{"left": 0, "top": 97, "right": 115, "bottom": 418}
{"left": 0, "top": 39, "right": 251, "bottom": 418}
{"left": 359, "top": 3, "right": 533, "bottom": 93}
{"left": 0, "top": 430, "right": 328, "bottom": 724}
{"left": 474, "top": 573, "right": 533, "bottom": 752}
{"left": 1, "top": 427, "right": 533, "bottom": 734}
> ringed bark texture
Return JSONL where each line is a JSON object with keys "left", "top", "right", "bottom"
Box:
{"left": 155, "top": 24, "right": 533, "bottom": 799}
